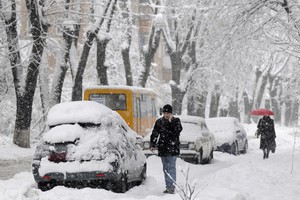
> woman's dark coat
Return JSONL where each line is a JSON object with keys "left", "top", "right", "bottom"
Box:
{"left": 257, "top": 116, "right": 276, "bottom": 151}
{"left": 150, "top": 117, "right": 182, "bottom": 157}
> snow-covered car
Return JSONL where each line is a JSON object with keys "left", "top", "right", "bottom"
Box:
{"left": 32, "top": 101, "right": 147, "bottom": 192}
{"left": 142, "top": 115, "right": 215, "bottom": 164}
{"left": 205, "top": 117, "right": 248, "bottom": 155}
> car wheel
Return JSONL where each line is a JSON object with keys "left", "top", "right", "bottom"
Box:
{"left": 196, "top": 149, "right": 204, "bottom": 164}
{"left": 113, "top": 173, "right": 128, "bottom": 193}
{"left": 207, "top": 150, "right": 213, "bottom": 164}
{"left": 38, "top": 182, "right": 55, "bottom": 191}
{"left": 241, "top": 140, "right": 248, "bottom": 154}
{"left": 141, "top": 164, "right": 147, "bottom": 181}
{"left": 136, "top": 164, "right": 147, "bottom": 186}
{"left": 230, "top": 142, "right": 238, "bottom": 156}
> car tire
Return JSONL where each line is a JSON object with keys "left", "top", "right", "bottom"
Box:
{"left": 196, "top": 149, "right": 204, "bottom": 164}
{"left": 113, "top": 173, "right": 128, "bottom": 193}
{"left": 136, "top": 164, "right": 147, "bottom": 185}
{"left": 207, "top": 150, "right": 213, "bottom": 164}
{"left": 241, "top": 140, "right": 248, "bottom": 154}
{"left": 141, "top": 164, "right": 147, "bottom": 181}
{"left": 230, "top": 142, "right": 238, "bottom": 156}
{"left": 38, "top": 182, "right": 55, "bottom": 191}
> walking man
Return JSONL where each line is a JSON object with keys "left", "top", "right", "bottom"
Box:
{"left": 150, "top": 104, "right": 182, "bottom": 194}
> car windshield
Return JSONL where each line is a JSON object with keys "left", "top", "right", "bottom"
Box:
{"left": 181, "top": 122, "right": 203, "bottom": 141}
{"left": 206, "top": 119, "right": 235, "bottom": 136}
{"left": 89, "top": 93, "right": 127, "bottom": 110}
{"left": 50, "top": 122, "right": 101, "bottom": 129}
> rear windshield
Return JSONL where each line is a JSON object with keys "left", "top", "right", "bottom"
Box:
{"left": 89, "top": 93, "right": 127, "bottom": 110}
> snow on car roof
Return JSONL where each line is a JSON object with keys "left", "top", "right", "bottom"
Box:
{"left": 143, "top": 115, "right": 207, "bottom": 141}
{"left": 205, "top": 117, "right": 237, "bottom": 144}
{"left": 205, "top": 117, "right": 237, "bottom": 132}
{"left": 47, "top": 101, "right": 116, "bottom": 127}
{"left": 46, "top": 101, "right": 138, "bottom": 144}
{"left": 176, "top": 115, "right": 205, "bottom": 125}
{"left": 176, "top": 115, "right": 207, "bottom": 141}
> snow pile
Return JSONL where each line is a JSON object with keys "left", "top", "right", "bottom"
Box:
{"left": 43, "top": 124, "right": 83, "bottom": 143}
{"left": 47, "top": 101, "right": 114, "bottom": 127}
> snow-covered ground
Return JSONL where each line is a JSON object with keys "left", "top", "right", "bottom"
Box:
{"left": 0, "top": 123, "right": 300, "bottom": 200}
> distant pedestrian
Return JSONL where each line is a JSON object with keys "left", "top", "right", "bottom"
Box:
{"left": 257, "top": 116, "right": 276, "bottom": 159}
{"left": 150, "top": 104, "right": 182, "bottom": 194}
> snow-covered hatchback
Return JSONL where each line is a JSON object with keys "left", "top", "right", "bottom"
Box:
{"left": 32, "top": 101, "right": 147, "bottom": 192}
{"left": 205, "top": 117, "right": 248, "bottom": 155}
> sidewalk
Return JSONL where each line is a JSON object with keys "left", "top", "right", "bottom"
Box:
{"left": 0, "top": 136, "right": 35, "bottom": 180}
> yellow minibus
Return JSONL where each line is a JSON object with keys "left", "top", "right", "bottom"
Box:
{"left": 83, "top": 85, "right": 157, "bottom": 137}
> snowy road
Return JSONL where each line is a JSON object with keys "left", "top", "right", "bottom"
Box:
{"left": 0, "top": 157, "right": 32, "bottom": 180}
{"left": 0, "top": 143, "right": 35, "bottom": 180}
{"left": 0, "top": 124, "right": 300, "bottom": 200}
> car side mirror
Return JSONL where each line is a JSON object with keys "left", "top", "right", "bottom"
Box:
{"left": 145, "top": 128, "right": 152, "bottom": 134}
{"left": 202, "top": 131, "right": 209, "bottom": 137}
{"left": 136, "top": 136, "right": 143, "bottom": 145}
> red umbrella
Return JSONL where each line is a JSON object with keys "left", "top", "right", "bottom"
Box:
{"left": 250, "top": 109, "right": 274, "bottom": 116}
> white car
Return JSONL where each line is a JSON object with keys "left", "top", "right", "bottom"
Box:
{"left": 142, "top": 115, "right": 215, "bottom": 164}
{"left": 205, "top": 117, "right": 248, "bottom": 155}
{"left": 32, "top": 101, "right": 146, "bottom": 192}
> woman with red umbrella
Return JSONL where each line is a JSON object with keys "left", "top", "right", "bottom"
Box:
{"left": 257, "top": 115, "right": 276, "bottom": 159}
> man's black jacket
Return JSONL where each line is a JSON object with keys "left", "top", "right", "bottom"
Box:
{"left": 150, "top": 116, "right": 182, "bottom": 157}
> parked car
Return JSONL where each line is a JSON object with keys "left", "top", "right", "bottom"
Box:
{"left": 142, "top": 115, "right": 215, "bottom": 164}
{"left": 32, "top": 101, "right": 147, "bottom": 192}
{"left": 205, "top": 117, "right": 248, "bottom": 155}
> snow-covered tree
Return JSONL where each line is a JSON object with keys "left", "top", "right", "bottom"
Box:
{"left": 1, "top": 0, "right": 49, "bottom": 147}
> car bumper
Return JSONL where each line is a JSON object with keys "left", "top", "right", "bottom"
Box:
{"left": 143, "top": 150, "right": 158, "bottom": 157}
{"left": 143, "top": 149, "right": 198, "bottom": 159}
{"left": 215, "top": 143, "right": 231, "bottom": 152}
{"left": 33, "top": 165, "right": 120, "bottom": 184}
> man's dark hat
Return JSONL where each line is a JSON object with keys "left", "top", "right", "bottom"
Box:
{"left": 163, "top": 104, "right": 172, "bottom": 113}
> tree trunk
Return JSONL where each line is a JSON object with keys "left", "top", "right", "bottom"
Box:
{"left": 139, "top": 29, "right": 161, "bottom": 87}
{"left": 255, "top": 75, "right": 268, "bottom": 109}
{"left": 187, "top": 95, "right": 196, "bottom": 116}
{"left": 138, "top": 0, "right": 161, "bottom": 87}
{"left": 171, "top": 85, "right": 185, "bottom": 115}
{"left": 95, "top": 0, "right": 117, "bottom": 86}
{"left": 187, "top": 93, "right": 207, "bottom": 118}
{"left": 243, "top": 91, "right": 252, "bottom": 123}
{"left": 169, "top": 52, "right": 185, "bottom": 114}
{"left": 269, "top": 76, "right": 281, "bottom": 123}
{"left": 251, "top": 68, "right": 263, "bottom": 110}
{"left": 122, "top": 37, "right": 133, "bottom": 86}
{"left": 38, "top": 60, "right": 50, "bottom": 134}
{"left": 288, "top": 100, "right": 299, "bottom": 126}
{"left": 96, "top": 38, "right": 109, "bottom": 85}
{"left": 209, "top": 85, "right": 221, "bottom": 117}
{"left": 228, "top": 91, "right": 240, "bottom": 120}
{"left": 4, "top": 0, "right": 49, "bottom": 148}
{"left": 71, "top": 1, "right": 113, "bottom": 100}
{"left": 50, "top": 30, "right": 73, "bottom": 106}
{"left": 14, "top": 97, "right": 33, "bottom": 148}
{"left": 72, "top": 31, "right": 96, "bottom": 100}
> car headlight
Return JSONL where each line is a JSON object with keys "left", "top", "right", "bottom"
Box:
{"left": 143, "top": 142, "right": 150, "bottom": 149}
{"left": 188, "top": 142, "right": 195, "bottom": 150}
